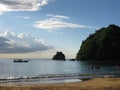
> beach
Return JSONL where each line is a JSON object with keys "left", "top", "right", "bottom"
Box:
{"left": 0, "top": 78, "right": 120, "bottom": 90}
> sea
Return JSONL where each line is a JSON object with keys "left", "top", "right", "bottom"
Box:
{"left": 0, "top": 58, "right": 120, "bottom": 84}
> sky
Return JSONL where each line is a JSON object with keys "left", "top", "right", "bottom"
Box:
{"left": 0, "top": 0, "right": 120, "bottom": 59}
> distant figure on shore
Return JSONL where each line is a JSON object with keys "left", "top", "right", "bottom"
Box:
{"left": 89, "top": 65, "right": 100, "bottom": 70}
{"left": 115, "top": 65, "right": 119, "bottom": 69}
{"left": 95, "top": 65, "right": 100, "bottom": 70}
{"left": 89, "top": 65, "right": 94, "bottom": 70}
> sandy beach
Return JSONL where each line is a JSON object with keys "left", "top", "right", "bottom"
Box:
{"left": 0, "top": 78, "right": 120, "bottom": 90}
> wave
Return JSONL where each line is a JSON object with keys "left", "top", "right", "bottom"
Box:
{"left": 0, "top": 74, "right": 96, "bottom": 84}
{"left": 0, "top": 73, "right": 117, "bottom": 84}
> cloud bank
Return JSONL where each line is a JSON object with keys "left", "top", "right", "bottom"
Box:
{"left": 0, "top": 0, "right": 49, "bottom": 15}
{"left": 34, "top": 14, "right": 98, "bottom": 31}
{"left": 0, "top": 31, "right": 53, "bottom": 53}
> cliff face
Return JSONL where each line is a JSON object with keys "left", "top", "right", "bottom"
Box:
{"left": 52, "top": 52, "right": 66, "bottom": 60}
{"left": 76, "top": 24, "right": 120, "bottom": 61}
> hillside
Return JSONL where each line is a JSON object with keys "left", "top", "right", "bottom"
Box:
{"left": 76, "top": 24, "right": 120, "bottom": 61}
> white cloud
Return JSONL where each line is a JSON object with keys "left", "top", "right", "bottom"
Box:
{"left": 34, "top": 14, "right": 98, "bottom": 31}
{"left": 0, "top": 0, "right": 50, "bottom": 15}
{"left": 17, "top": 16, "right": 31, "bottom": 19}
{"left": 47, "top": 14, "right": 70, "bottom": 19}
{"left": 34, "top": 18, "right": 81, "bottom": 30}
{"left": 0, "top": 31, "right": 53, "bottom": 53}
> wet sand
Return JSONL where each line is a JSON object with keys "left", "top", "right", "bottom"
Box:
{"left": 0, "top": 78, "right": 120, "bottom": 90}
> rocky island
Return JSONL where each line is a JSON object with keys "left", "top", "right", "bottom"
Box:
{"left": 76, "top": 24, "right": 120, "bottom": 61}
{"left": 52, "top": 51, "right": 66, "bottom": 60}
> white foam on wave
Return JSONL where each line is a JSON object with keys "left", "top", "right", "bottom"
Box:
{"left": 7, "top": 76, "right": 15, "bottom": 80}
{"left": 0, "top": 74, "right": 93, "bottom": 84}
{"left": 64, "top": 79, "right": 82, "bottom": 83}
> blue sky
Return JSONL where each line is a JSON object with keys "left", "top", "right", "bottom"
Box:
{"left": 0, "top": 0, "right": 120, "bottom": 59}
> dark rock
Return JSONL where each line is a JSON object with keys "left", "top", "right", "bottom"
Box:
{"left": 52, "top": 51, "right": 66, "bottom": 60}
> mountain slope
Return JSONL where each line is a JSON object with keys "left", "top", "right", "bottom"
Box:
{"left": 76, "top": 24, "right": 120, "bottom": 61}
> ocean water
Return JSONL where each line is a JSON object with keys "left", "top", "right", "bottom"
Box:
{"left": 0, "top": 59, "right": 120, "bottom": 84}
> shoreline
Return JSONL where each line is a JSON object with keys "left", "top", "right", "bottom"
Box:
{"left": 1, "top": 78, "right": 120, "bottom": 90}
{"left": 0, "top": 74, "right": 116, "bottom": 85}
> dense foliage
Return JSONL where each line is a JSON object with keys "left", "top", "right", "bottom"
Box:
{"left": 76, "top": 24, "right": 120, "bottom": 61}
{"left": 52, "top": 51, "right": 66, "bottom": 60}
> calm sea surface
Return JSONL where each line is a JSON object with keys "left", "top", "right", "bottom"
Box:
{"left": 0, "top": 59, "right": 120, "bottom": 84}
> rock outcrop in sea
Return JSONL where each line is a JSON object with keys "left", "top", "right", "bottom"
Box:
{"left": 52, "top": 51, "right": 66, "bottom": 60}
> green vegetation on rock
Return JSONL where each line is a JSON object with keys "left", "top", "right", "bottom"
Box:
{"left": 76, "top": 24, "right": 120, "bottom": 61}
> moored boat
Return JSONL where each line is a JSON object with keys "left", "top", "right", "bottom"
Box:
{"left": 70, "top": 59, "right": 76, "bottom": 61}
{"left": 13, "top": 59, "right": 29, "bottom": 63}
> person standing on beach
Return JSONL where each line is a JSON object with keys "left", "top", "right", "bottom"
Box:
{"left": 89, "top": 65, "right": 94, "bottom": 70}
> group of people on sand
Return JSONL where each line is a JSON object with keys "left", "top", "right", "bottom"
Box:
{"left": 89, "top": 65, "right": 100, "bottom": 70}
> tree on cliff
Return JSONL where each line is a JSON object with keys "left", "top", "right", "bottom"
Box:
{"left": 52, "top": 51, "right": 66, "bottom": 60}
{"left": 76, "top": 24, "right": 120, "bottom": 61}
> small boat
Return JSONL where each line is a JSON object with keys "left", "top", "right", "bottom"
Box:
{"left": 13, "top": 59, "right": 29, "bottom": 63}
{"left": 70, "top": 59, "right": 76, "bottom": 61}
